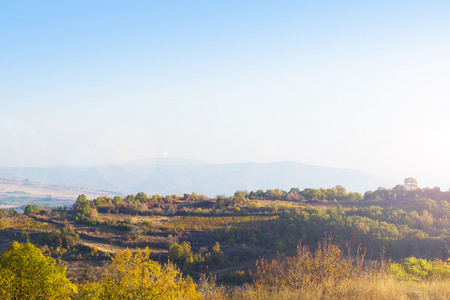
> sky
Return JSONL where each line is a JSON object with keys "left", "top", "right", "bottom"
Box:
{"left": 1, "top": 1, "right": 450, "bottom": 190}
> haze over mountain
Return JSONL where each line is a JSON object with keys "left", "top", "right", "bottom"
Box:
{"left": 0, "top": 159, "right": 393, "bottom": 197}
{"left": 2, "top": 2, "right": 450, "bottom": 192}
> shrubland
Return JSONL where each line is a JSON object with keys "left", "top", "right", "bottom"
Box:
{"left": 0, "top": 177, "right": 449, "bottom": 299}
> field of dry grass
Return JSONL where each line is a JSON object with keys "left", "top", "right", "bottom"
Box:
{"left": 206, "top": 277, "right": 450, "bottom": 300}
{"left": 0, "top": 176, "right": 120, "bottom": 206}
{"left": 95, "top": 212, "right": 178, "bottom": 226}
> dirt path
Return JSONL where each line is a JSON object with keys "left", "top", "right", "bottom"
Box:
{"left": 78, "top": 238, "right": 168, "bottom": 255}
{"left": 78, "top": 238, "right": 127, "bottom": 253}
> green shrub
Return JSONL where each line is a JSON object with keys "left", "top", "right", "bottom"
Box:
{"left": 387, "top": 256, "right": 450, "bottom": 281}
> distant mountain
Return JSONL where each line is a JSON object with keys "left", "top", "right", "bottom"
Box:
{"left": 0, "top": 161, "right": 394, "bottom": 197}
{"left": 127, "top": 157, "right": 208, "bottom": 166}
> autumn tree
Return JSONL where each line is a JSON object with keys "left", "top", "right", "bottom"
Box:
{"left": 77, "top": 247, "right": 200, "bottom": 299}
{"left": 124, "top": 194, "right": 136, "bottom": 203}
{"left": 168, "top": 242, "right": 185, "bottom": 262}
{"left": 404, "top": 177, "right": 419, "bottom": 191}
{"left": 0, "top": 241, "right": 77, "bottom": 299}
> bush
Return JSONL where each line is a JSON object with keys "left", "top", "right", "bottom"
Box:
{"left": 387, "top": 256, "right": 450, "bottom": 281}
{"left": 82, "top": 263, "right": 95, "bottom": 281}
{"left": 254, "top": 238, "right": 364, "bottom": 290}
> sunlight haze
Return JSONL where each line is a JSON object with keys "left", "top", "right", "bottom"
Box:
{"left": 1, "top": 1, "right": 449, "bottom": 190}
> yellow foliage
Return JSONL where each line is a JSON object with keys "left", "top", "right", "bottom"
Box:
{"left": 0, "top": 241, "right": 77, "bottom": 300}
{"left": 77, "top": 247, "right": 200, "bottom": 300}
{"left": 0, "top": 215, "right": 55, "bottom": 231}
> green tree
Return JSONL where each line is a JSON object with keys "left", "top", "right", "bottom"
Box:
{"left": 82, "top": 263, "right": 95, "bottom": 281}
{"left": 112, "top": 195, "right": 123, "bottom": 205}
{"left": 135, "top": 192, "right": 149, "bottom": 203}
{"left": 206, "top": 242, "right": 227, "bottom": 267}
{"left": 0, "top": 241, "right": 77, "bottom": 299}
{"left": 24, "top": 204, "right": 40, "bottom": 215}
{"left": 93, "top": 196, "right": 110, "bottom": 206}
{"left": 393, "top": 184, "right": 407, "bottom": 199}
{"left": 7, "top": 208, "right": 17, "bottom": 217}
{"left": 75, "top": 194, "right": 88, "bottom": 205}
{"left": 168, "top": 242, "right": 192, "bottom": 263}
{"left": 74, "top": 194, "right": 98, "bottom": 225}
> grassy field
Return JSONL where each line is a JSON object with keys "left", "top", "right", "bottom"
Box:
{"left": 227, "top": 277, "right": 450, "bottom": 300}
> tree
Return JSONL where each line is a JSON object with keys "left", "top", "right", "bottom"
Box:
{"left": 112, "top": 195, "right": 123, "bottom": 205}
{"left": 206, "top": 242, "right": 227, "bottom": 267}
{"left": 393, "top": 184, "right": 407, "bottom": 199}
{"left": 74, "top": 194, "right": 99, "bottom": 225}
{"left": 78, "top": 247, "right": 200, "bottom": 299}
{"left": 24, "top": 204, "right": 40, "bottom": 215}
{"left": 404, "top": 177, "right": 418, "bottom": 191}
{"left": 135, "top": 192, "right": 149, "bottom": 203}
{"left": 168, "top": 242, "right": 184, "bottom": 262}
{"left": 0, "top": 241, "right": 77, "bottom": 299}
{"left": 93, "top": 196, "right": 110, "bottom": 206}
{"left": 168, "top": 242, "right": 192, "bottom": 263}
{"left": 7, "top": 208, "right": 17, "bottom": 217}
{"left": 124, "top": 194, "right": 136, "bottom": 203}
{"left": 82, "top": 263, "right": 95, "bottom": 281}
{"left": 75, "top": 194, "right": 88, "bottom": 206}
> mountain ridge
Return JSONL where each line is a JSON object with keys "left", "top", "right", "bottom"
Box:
{"left": 0, "top": 160, "right": 393, "bottom": 197}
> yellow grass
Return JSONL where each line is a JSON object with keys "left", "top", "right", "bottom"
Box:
{"left": 222, "top": 277, "right": 450, "bottom": 300}
{"left": 96, "top": 213, "right": 177, "bottom": 225}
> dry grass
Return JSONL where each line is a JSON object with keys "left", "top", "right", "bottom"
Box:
{"left": 96, "top": 213, "right": 178, "bottom": 225}
{"left": 228, "top": 277, "right": 450, "bottom": 300}
{"left": 0, "top": 176, "right": 114, "bottom": 202}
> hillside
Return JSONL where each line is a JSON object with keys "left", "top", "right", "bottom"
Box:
{"left": 1, "top": 181, "right": 449, "bottom": 299}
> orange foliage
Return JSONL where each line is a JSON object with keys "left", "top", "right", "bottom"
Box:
{"left": 255, "top": 238, "right": 371, "bottom": 290}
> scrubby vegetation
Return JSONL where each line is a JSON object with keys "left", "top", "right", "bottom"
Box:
{"left": 1, "top": 177, "right": 450, "bottom": 299}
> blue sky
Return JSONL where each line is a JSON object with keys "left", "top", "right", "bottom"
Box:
{"left": 1, "top": 1, "right": 450, "bottom": 189}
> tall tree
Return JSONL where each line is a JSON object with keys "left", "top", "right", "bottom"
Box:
{"left": 404, "top": 177, "right": 419, "bottom": 191}
{"left": 0, "top": 241, "right": 77, "bottom": 299}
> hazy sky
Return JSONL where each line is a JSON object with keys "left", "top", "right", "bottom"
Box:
{"left": 1, "top": 1, "right": 449, "bottom": 189}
